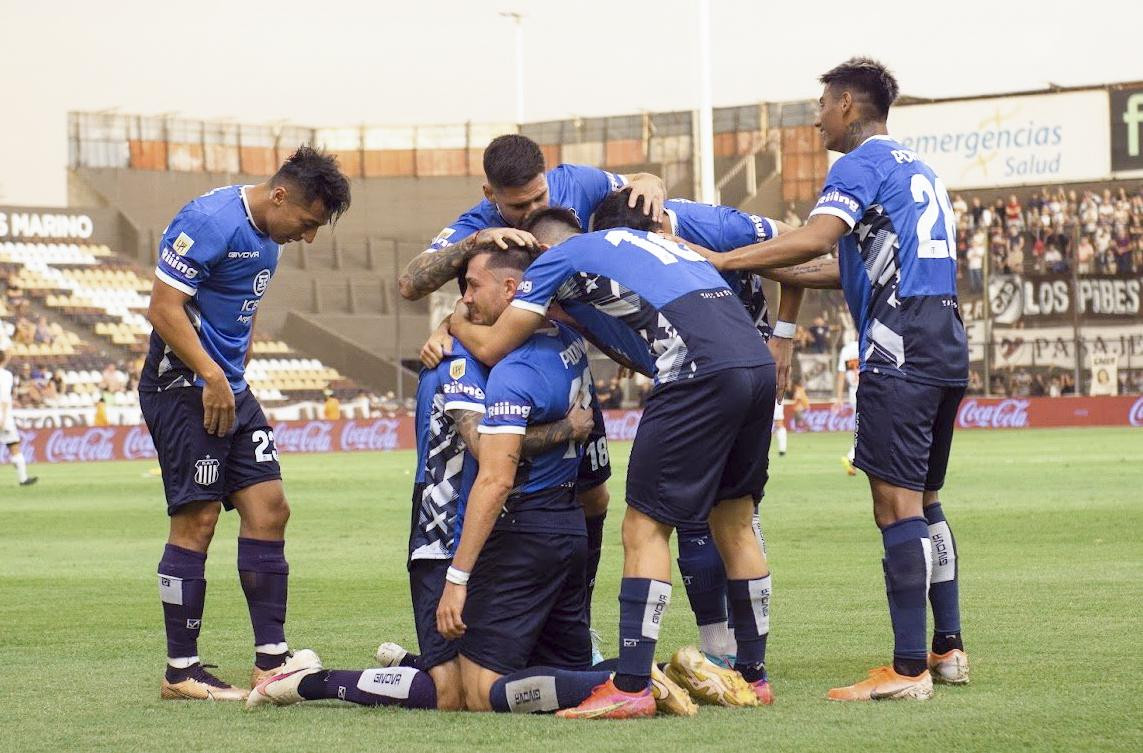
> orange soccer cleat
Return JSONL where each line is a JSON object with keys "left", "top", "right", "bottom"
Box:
{"left": 556, "top": 677, "right": 656, "bottom": 720}
{"left": 827, "top": 665, "right": 933, "bottom": 702}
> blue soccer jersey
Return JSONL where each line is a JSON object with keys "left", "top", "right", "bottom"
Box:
{"left": 424, "top": 164, "right": 627, "bottom": 251}
{"left": 664, "top": 198, "right": 780, "bottom": 338}
{"left": 809, "top": 135, "right": 968, "bottom": 386}
{"left": 410, "top": 341, "right": 490, "bottom": 562}
{"left": 511, "top": 230, "right": 772, "bottom": 385}
{"left": 139, "top": 185, "right": 280, "bottom": 393}
{"left": 477, "top": 323, "right": 590, "bottom": 528}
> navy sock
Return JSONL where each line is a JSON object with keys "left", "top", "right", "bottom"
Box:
{"left": 158, "top": 544, "right": 207, "bottom": 660}
{"left": 727, "top": 576, "right": 771, "bottom": 683}
{"left": 237, "top": 538, "right": 289, "bottom": 660}
{"left": 490, "top": 666, "right": 612, "bottom": 713}
{"left": 923, "top": 503, "right": 963, "bottom": 638}
{"left": 615, "top": 577, "right": 671, "bottom": 692}
{"left": 585, "top": 513, "right": 606, "bottom": 622}
{"left": 297, "top": 668, "right": 436, "bottom": 709}
{"left": 881, "top": 517, "right": 931, "bottom": 675}
{"left": 676, "top": 527, "right": 728, "bottom": 628}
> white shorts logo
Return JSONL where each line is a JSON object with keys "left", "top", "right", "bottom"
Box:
{"left": 194, "top": 457, "right": 220, "bottom": 486}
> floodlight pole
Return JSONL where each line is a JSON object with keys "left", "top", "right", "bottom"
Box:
{"left": 500, "top": 12, "right": 526, "bottom": 125}
{"left": 697, "top": 0, "right": 716, "bottom": 204}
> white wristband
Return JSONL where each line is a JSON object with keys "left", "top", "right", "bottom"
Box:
{"left": 772, "top": 320, "right": 796, "bottom": 339}
{"left": 445, "top": 566, "right": 470, "bottom": 586}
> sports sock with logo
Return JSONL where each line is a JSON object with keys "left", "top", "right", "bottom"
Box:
{"left": 924, "top": 502, "right": 963, "bottom": 651}
{"left": 881, "top": 517, "right": 932, "bottom": 677}
{"left": 158, "top": 544, "right": 207, "bottom": 662}
{"left": 237, "top": 537, "right": 290, "bottom": 668}
{"left": 676, "top": 528, "right": 731, "bottom": 658}
{"left": 490, "top": 667, "right": 612, "bottom": 713}
{"left": 614, "top": 577, "right": 671, "bottom": 693}
{"left": 11, "top": 451, "right": 28, "bottom": 483}
{"left": 776, "top": 425, "right": 788, "bottom": 454}
{"left": 297, "top": 667, "right": 436, "bottom": 708}
{"left": 727, "top": 575, "right": 771, "bottom": 682}
{"left": 585, "top": 512, "right": 606, "bottom": 621}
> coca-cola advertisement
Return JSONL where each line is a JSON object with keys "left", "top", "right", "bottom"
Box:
{"left": 2, "top": 399, "right": 1139, "bottom": 465}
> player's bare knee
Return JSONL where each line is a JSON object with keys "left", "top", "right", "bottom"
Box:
{"left": 170, "top": 502, "right": 221, "bottom": 550}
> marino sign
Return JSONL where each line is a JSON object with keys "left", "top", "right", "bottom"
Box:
{"left": 890, "top": 90, "right": 1110, "bottom": 189}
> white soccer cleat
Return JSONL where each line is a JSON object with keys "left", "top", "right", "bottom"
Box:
{"left": 245, "top": 649, "right": 323, "bottom": 709}
{"left": 928, "top": 649, "right": 970, "bottom": 684}
{"left": 373, "top": 642, "right": 409, "bottom": 667}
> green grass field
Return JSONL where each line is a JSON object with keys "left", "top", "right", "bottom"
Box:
{"left": 2, "top": 428, "right": 1141, "bottom": 752}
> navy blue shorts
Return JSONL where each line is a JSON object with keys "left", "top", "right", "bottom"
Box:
{"left": 627, "top": 365, "right": 775, "bottom": 528}
{"left": 139, "top": 387, "right": 282, "bottom": 515}
{"left": 459, "top": 521, "right": 591, "bottom": 675}
{"left": 853, "top": 372, "right": 966, "bottom": 492}
{"left": 408, "top": 558, "right": 459, "bottom": 671}
{"left": 576, "top": 394, "right": 611, "bottom": 493}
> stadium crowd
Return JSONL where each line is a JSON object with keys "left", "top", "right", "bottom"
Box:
{"left": 953, "top": 184, "right": 1143, "bottom": 290}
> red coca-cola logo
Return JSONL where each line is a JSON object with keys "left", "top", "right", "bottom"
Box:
{"left": 339, "top": 420, "right": 401, "bottom": 451}
{"left": 1128, "top": 397, "right": 1143, "bottom": 427}
{"left": 957, "top": 398, "right": 1031, "bottom": 429}
{"left": 271, "top": 421, "right": 333, "bottom": 453}
{"left": 123, "top": 426, "right": 157, "bottom": 460}
{"left": 603, "top": 411, "right": 641, "bottom": 441}
{"left": 795, "top": 405, "right": 856, "bottom": 433}
{"left": 44, "top": 427, "right": 116, "bottom": 462}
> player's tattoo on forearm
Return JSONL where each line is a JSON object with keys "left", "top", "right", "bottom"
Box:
{"left": 521, "top": 419, "right": 574, "bottom": 457}
{"left": 399, "top": 239, "right": 472, "bottom": 299}
{"left": 450, "top": 410, "right": 482, "bottom": 451}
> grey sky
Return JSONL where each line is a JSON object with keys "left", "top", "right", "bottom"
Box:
{"left": 2, "top": 0, "right": 1140, "bottom": 206}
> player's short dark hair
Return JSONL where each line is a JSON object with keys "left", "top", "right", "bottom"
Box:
{"left": 483, "top": 134, "right": 546, "bottom": 189}
{"left": 478, "top": 244, "right": 539, "bottom": 275}
{"left": 590, "top": 188, "right": 661, "bottom": 232}
{"left": 819, "top": 57, "right": 899, "bottom": 120}
{"left": 519, "top": 206, "right": 582, "bottom": 238}
{"left": 271, "top": 145, "right": 352, "bottom": 223}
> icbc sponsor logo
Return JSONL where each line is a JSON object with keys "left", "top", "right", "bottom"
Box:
{"left": 957, "top": 399, "right": 1031, "bottom": 429}
{"left": 123, "top": 426, "right": 157, "bottom": 460}
{"left": 1129, "top": 397, "right": 1143, "bottom": 427}
{"left": 44, "top": 427, "right": 116, "bottom": 462}
{"left": 339, "top": 420, "right": 401, "bottom": 451}
{"left": 793, "top": 405, "right": 856, "bottom": 433}
{"left": 272, "top": 421, "right": 333, "bottom": 453}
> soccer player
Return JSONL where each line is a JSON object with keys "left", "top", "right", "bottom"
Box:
{"left": 591, "top": 189, "right": 799, "bottom": 684}
{"left": 1, "top": 348, "right": 37, "bottom": 487}
{"left": 403, "top": 134, "right": 665, "bottom": 632}
{"left": 449, "top": 209, "right": 776, "bottom": 718}
{"left": 698, "top": 58, "right": 970, "bottom": 700}
{"left": 139, "top": 146, "right": 351, "bottom": 701}
{"left": 836, "top": 336, "right": 860, "bottom": 475}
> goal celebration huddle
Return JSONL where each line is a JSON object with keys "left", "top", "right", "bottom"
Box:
{"left": 143, "top": 58, "right": 970, "bottom": 718}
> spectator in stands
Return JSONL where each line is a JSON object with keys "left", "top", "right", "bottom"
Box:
{"left": 1006, "top": 233, "right": 1025, "bottom": 275}
{"left": 967, "top": 235, "right": 984, "bottom": 292}
{"left": 93, "top": 396, "right": 110, "bottom": 427}
{"left": 6, "top": 285, "right": 28, "bottom": 317}
{"left": 967, "top": 370, "right": 983, "bottom": 395}
{"left": 969, "top": 196, "right": 984, "bottom": 228}
{"left": 322, "top": 389, "right": 341, "bottom": 420}
{"left": 14, "top": 317, "right": 36, "bottom": 346}
{"left": 1048, "top": 375, "right": 1062, "bottom": 397}
{"left": 952, "top": 194, "right": 967, "bottom": 218}
{"left": 99, "top": 362, "right": 127, "bottom": 394}
{"left": 1076, "top": 235, "right": 1095, "bottom": 274}
{"left": 1115, "top": 228, "right": 1134, "bottom": 274}
{"left": 1005, "top": 194, "right": 1023, "bottom": 229}
{"left": 808, "top": 316, "right": 830, "bottom": 354}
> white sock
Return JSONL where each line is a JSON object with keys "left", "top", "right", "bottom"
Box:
{"left": 776, "top": 426, "right": 787, "bottom": 453}
{"left": 847, "top": 445, "right": 855, "bottom": 462}
{"left": 698, "top": 621, "right": 734, "bottom": 658}
{"left": 11, "top": 452, "right": 27, "bottom": 483}
{"left": 168, "top": 655, "right": 200, "bottom": 669}
{"left": 256, "top": 642, "right": 290, "bottom": 656}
